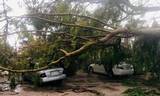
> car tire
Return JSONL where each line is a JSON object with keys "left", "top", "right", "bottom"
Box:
{"left": 88, "top": 67, "right": 94, "bottom": 74}
{"left": 107, "top": 69, "right": 114, "bottom": 78}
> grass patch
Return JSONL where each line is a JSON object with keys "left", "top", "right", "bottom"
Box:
{"left": 123, "top": 87, "right": 160, "bottom": 96}
{"left": 122, "top": 77, "right": 139, "bottom": 87}
{"left": 142, "top": 78, "right": 160, "bottom": 87}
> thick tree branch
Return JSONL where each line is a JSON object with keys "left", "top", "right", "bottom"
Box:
{"left": 28, "top": 13, "right": 116, "bottom": 29}
{"left": 26, "top": 15, "right": 112, "bottom": 33}
{"left": 0, "top": 28, "right": 129, "bottom": 73}
{"left": 0, "top": 56, "right": 65, "bottom": 73}
{"left": 4, "top": 15, "right": 112, "bottom": 33}
{"left": 0, "top": 27, "right": 160, "bottom": 73}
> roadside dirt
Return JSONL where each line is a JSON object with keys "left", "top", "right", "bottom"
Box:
{"left": 0, "top": 73, "right": 129, "bottom": 96}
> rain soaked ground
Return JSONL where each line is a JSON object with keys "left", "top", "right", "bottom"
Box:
{"left": 0, "top": 73, "right": 130, "bottom": 96}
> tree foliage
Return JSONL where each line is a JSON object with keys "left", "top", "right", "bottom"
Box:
{"left": 132, "top": 35, "right": 160, "bottom": 79}
{"left": 0, "top": 0, "right": 159, "bottom": 80}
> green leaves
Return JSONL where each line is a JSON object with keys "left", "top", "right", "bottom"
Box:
{"left": 124, "top": 87, "right": 160, "bottom": 96}
{"left": 131, "top": 35, "right": 160, "bottom": 79}
{"left": 124, "top": 87, "right": 146, "bottom": 96}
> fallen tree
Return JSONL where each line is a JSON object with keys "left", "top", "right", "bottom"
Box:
{"left": 1, "top": 0, "right": 160, "bottom": 74}
{"left": 0, "top": 25, "right": 160, "bottom": 73}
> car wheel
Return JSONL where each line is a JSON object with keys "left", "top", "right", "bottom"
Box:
{"left": 88, "top": 67, "right": 94, "bottom": 74}
{"left": 107, "top": 69, "right": 114, "bottom": 78}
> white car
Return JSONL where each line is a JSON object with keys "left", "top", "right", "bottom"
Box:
{"left": 23, "top": 68, "right": 66, "bottom": 84}
{"left": 38, "top": 68, "right": 66, "bottom": 83}
{"left": 88, "top": 62, "right": 134, "bottom": 76}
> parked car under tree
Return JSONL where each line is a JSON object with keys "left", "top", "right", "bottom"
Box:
{"left": 22, "top": 67, "right": 66, "bottom": 86}
{"left": 88, "top": 62, "right": 134, "bottom": 76}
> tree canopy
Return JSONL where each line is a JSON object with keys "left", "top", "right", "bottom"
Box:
{"left": 0, "top": 0, "right": 160, "bottom": 79}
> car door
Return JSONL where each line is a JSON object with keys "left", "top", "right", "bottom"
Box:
{"left": 93, "top": 64, "right": 106, "bottom": 74}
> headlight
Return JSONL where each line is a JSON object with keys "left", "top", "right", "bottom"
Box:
{"left": 40, "top": 73, "right": 46, "bottom": 77}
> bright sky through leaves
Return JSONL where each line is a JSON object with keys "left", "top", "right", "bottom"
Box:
{"left": 2, "top": 0, "right": 160, "bottom": 48}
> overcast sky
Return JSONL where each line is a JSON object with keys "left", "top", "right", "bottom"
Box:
{"left": 2, "top": 0, "right": 160, "bottom": 48}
